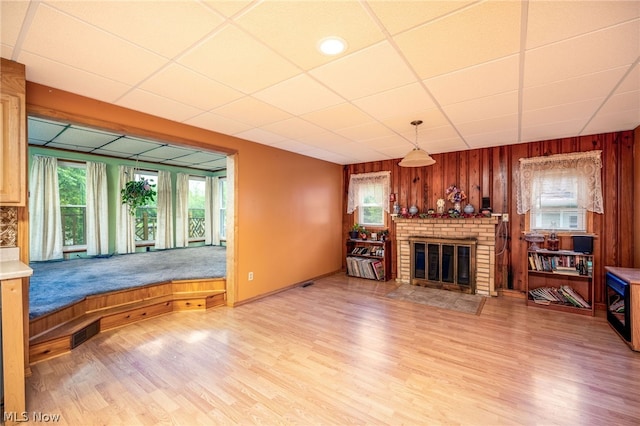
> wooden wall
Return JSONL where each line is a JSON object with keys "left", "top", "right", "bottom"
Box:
{"left": 343, "top": 130, "right": 635, "bottom": 307}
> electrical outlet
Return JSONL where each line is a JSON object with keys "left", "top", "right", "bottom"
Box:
{"left": 502, "top": 213, "right": 509, "bottom": 222}
{"left": 248, "top": 272, "right": 254, "bottom": 281}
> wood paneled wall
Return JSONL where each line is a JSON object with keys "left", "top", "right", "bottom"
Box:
{"left": 343, "top": 130, "right": 634, "bottom": 307}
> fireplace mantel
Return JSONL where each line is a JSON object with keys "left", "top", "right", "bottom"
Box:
{"left": 393, "top": 216, "right": 499, "bottom": 296}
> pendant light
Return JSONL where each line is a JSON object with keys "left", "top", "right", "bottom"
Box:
{"left": 398, "top": 120, "right": 435, "bottom": 167}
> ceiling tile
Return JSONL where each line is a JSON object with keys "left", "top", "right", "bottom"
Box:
{"left": 522, "top": 98, "right": 602, "bottom": 129}
{"left": 464, "top": 128, "right": 519, "bottom": 149}
{"left": 522, "top": 67, "right": 629, "bottom": 112}
{"left": 138, "top": 64, "right": 244, "bottom": 111}
{"left": 368, "top": 1, "right": 476, "bottom": 35}
{"left": 524, "top": 20, "right": 639, "bottom": 88}
{"left": 184, "top": 112, "right": 252, "bottom": 136}
{"left": 334, "top": 122, "right": 395, "bottom": 141}
{"left": 178, "top": 25, "right": 300, "bottom": 94}
{"left": 394, "top": 1, "right": 521, "bottom": 79}
{"left": 201, "top": 0, "right": 254, "bottom": 18}
{"left": 0, "top": 0, "right": 30, "bottom": 48}
{"left": 297, "top": 132, "right": 354, "bottom": 150}
{"left": 443, "top": 91, "right": 518, "bottom": 124}
{"left": 262, "top": 118, "right": 326, "bottom": 140}
{"left": 19, "top": 51, "right": 131, "bottom": 104}
{"left": 212, "top": 97, "right": 292, "bottom": 127}
{"left": 235, "top": 0, "right": 384, "bottom": 70}
{"left": 28, "top": 117, "right": 67, "bottom": 143}
{"left": 456, "top": 115, "right": 519, "bottom": 138}
{"left": 310, "top": 41, "right": 417, "bottom": 100}
{"left": 142, "top": 145, "right": 197, "bottom": 160}
{"left": 301, "top": 103, "right": 373, "bottom": 130}
{"left": 425, "top": 55, "right": 519, "bottom": 106}
{"left": 233, "top": 128, "right": 288, "bottom": 146}
{"left": 616, "top": 65, "right": 640, "bottom": 94}
{"left": 526, "top": 1, "right": 640, "bottom": 49}
{"left": 52, "top": 127, "right": 119, "bottom": 149}
{"left": 117, "top": 89, "right": 204, "bottom": 123}
{"left": 92, "top": 138, "right": 161, "bottom": 157}
{"left": 521, "top": 119, "right": 588, "bottom": 143}
{"left": 353, "top": 82, "right": 436, "bottom": 121}
{"left": 253, "top": 74, "right": 344, "bottom": 115}
{"left": 21, "top": 4, "right": 167, "bottom": 85}
{"left": 48, "top": 1, "right": 225, "bottom": 58}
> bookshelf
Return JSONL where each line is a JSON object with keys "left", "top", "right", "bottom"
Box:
{"left": 526, "top": 249, "right": 595, "bottom": 316}
{"left": 346, "top": 239, "right": 391, "bottom": 281}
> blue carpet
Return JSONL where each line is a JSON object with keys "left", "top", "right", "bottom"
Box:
{"left": 29, "top": 245, "right": 226, "bottom": 319}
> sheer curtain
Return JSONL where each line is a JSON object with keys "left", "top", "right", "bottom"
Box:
{"left": 175, "top": 173, "right": 190, "bottom": 248}
{"left": 346, "top": 171, "right": 391, "bottom": 214}
{"left": 517, "top": 150, "right": 604, "bottom": 214}
{"left": 116, "top": 165, "right": 136, "bottom": 253}
{"left": 86, "top": 161, "right": 109, "bottom": 255}
{"left": 29, "top": 155, "right": 63, "bottom": 261}
{"left": 155, "top": 170, "right": 174, "bottom": 250}
{"left": 205, "top": 176, "right": 220, "bottom": 245}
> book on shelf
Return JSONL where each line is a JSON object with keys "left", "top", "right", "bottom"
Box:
{"left": 528, "top": 285, "right": 590, "bottom": 309}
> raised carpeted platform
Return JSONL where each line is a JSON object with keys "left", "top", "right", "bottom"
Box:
{"left": 29, "top": 245, "right": 226, "bottom": 319}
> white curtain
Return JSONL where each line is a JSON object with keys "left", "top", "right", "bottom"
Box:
{"left": 205, "top": 176, "right": 220, "bottom": 245}
{"left": 517, "top": 150, "right": 604, "bottom": 215}
{"left": 116, "top": 165, "right": 136, "bottom": 253}
{"left": 175, "top": 173, "right": 190, "bottom": 248}
{"left": 346, "top": 171, "right": 391, "bottom": 214}
{"left": 29, "top": 155, "right": 63, "bottom": 261}
{"left": 155, "top": 170, "right": 174, "bottom": 250}
{"left": 86, "top": 161, "right": 109, "bottom": 255}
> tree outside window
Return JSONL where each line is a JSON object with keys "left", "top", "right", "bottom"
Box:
{"left": 58, "top": 162, "right": 86, "bottom": 247}
{"left": 134, "top": 171, "right": 157, "bottom": 242}
{"left": 188, "top": 177, "right": 206, "bottom": 240}
{"left": 358, "top": 181, "right": 384, "bottom": 226}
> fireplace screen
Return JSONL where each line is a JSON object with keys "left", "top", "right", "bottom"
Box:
{"left": 410, "top": 237, "right": 477, "bottom": 293}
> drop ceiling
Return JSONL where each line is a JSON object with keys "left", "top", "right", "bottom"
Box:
{"left": 2, "top": 1, "right": 639, "bottom": 165}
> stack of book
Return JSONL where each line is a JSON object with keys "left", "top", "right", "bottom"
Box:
{"left": 528, "top": 285, "right": 591, "bottom": 308}
{"left": 346, "top": 257, "right": 385, "bottom": 281}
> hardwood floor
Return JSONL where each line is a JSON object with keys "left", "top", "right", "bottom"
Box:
{"left": 25, "top": 273, "right": 640, "bottom": 425}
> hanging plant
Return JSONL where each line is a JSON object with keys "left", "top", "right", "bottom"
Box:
{"left": 121, "top": 178, "right": 156, "bottom": 215}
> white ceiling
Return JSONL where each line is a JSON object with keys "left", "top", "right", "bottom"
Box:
{"left": 2, "top": 1, "right": 639, "bottom": 165}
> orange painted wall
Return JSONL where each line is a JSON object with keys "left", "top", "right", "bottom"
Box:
{"left": 26, "top": 82, "right": 344, "bottom": 303}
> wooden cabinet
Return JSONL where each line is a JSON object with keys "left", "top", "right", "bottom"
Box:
{"left": 526, "top": 249, "right": 594, "bottom": 316}
{"left": 346, "top": 239, "right": 391, "bottom": 281}
{"left": 0, "top": 58, "right": 27, "bottom": 206}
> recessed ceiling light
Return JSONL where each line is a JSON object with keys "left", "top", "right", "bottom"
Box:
{"left": 318, "top": 37, "right": 347, "bottom": 56}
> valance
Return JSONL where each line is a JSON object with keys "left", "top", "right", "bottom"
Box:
{"left": 516, "top": 150, "right": 603, "bottom": 215}
{"left": 346, "top": 171, "right": 390, "bottom": 214}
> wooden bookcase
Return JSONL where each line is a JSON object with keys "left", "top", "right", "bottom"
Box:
{"left": 526, "top": 249, "right": 594, "bottom": 316}
{"left": 346, "top": 239, "right": 391, "bottom": 281}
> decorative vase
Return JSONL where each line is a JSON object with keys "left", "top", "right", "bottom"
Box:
{"left": 349, "top": 231, "right": 359, "bottom": 240}
{"left": 463, "top": 204, "right": 475, "bottom": 214}
{"left": 454, "top": 201, "right": 461, "bottom": 212}
{"left": 409, "top": 205, "right": 418, "bottom": 215}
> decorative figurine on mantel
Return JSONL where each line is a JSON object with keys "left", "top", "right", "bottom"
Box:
{"left": 436, "top": 198, "right": 445, "bottom": 214}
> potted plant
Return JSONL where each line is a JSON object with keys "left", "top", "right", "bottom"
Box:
{"left": 121, "top": 178, "right": 156, "bottom": 215}
{"left": 349, "top": 223, "right": 361, "bottom": 240}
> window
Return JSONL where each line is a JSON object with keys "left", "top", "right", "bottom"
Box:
{"left": 517, "top": 150, "right": 603, "bottom": 232}
{"left": 57, "top": 161, "right": 86, "bottom": 248}
{"left": 530, "top": 172, "right": 585, "bottom": 231}
{"left": 219, "top": 177, "right": 227, "bottom": 239}
{"left": 347, "top": 171, "right": 390, "bottom": 227}
{"left": 357, "top": 180, "right": 385, "bottom": 226}
{"left": 134, "top": 171, "right": 157, "bottom": 243}
{"left": 188, "top": 177, "right": 206, "bottom": 240}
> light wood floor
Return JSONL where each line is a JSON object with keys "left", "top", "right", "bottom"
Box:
{"left": 25, "top": 273, "right": 640, "bottom": 425}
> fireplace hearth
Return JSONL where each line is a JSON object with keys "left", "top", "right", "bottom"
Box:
{"left": 394, "top": 216, "right": 499, "bottom": 296}
{"left": 410, "top": 237, "right": 477, "bottom": 294}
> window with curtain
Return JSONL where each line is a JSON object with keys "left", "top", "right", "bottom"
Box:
{"left": 517, "top": 150, "right": 603, "bottom": 231}
{"left": 57, "top": 161, "right": 86, "bottom": 248}
{"left": 134, "top": 171, "right": 157, "bottom": 243}
{"left": 219, "top": 177, "right": 227, "bottom": 240}
{"left": 188, "top": 176, "right": 206, "bottom": 240}
{"left": 347, "top": 171, "right": 390, "bottom": 227}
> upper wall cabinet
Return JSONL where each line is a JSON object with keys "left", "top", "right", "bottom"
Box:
{"left": 0, "top": 58, "right": 27, "bottom": 206}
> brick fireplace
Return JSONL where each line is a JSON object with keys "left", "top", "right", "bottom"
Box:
{"left": 394, "top": 216, "right": 499, "bottom": 296}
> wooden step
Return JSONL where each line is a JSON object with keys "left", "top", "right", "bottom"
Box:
{"left": 29, "top": 279, "right": 226, "bottom": 364}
